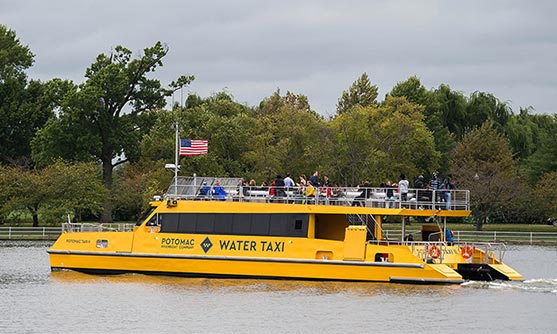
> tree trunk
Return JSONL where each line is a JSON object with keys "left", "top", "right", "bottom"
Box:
{"left": 475, "top": 214, "right": 484, "bottom": 231}
{"left": 28, "top": 203, "right": 39, "bottom": 227}
{"left": 100, "top": 155, "right": 113, "bottom": 224}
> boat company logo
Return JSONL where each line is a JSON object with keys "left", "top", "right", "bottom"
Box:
{"left": 201, "top": 237, "right": 213, "bottom": 253}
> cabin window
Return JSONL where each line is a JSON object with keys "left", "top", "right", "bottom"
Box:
{"left": 157, "top": 213, "right": 308, "bottom": 237}
{"left": 160, "top": 213, "right": 180, "bottom": 233}
{"left": 251, "top": 214, "right": 271, "bottom": 235}
{"left": 136, "top": 206, "right": 157, "bottom": 226}
{"left": 179, "top": 213, "right": 196, "bottom": 233}
{"left": 196, "top": 213, "right": 215, "bottom": 233}
{"left": 374, "top": 253, "right": 393, "bottom": 262}
{"left": 96, "top": 239, "right": 108, "bottom": 248}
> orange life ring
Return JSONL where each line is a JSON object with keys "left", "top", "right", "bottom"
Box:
{"left": 461, "top": 245, "right": 474, "bottom": 259}
{"left": 428, "top": 245, "right": 441, "bottom": 259}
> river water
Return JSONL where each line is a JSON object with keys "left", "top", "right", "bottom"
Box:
{"left": 0, "top": 241, "right": 555, "bottom": 334}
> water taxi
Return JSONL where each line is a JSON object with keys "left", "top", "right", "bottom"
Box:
{"left": 48, "top": 177, "right": 523, "bottom": 284}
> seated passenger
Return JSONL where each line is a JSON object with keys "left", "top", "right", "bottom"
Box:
{"left": 213, "top": 180, "right": 227, "bottom": 201}
{"left": 200, "top": 182, "right": 211, "bottom": 199}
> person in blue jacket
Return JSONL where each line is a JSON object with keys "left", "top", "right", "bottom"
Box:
{"left": 213, "top": 180, "right": 227, "bottom": 201}
{"left": 445, "top": 229, "right": 455, "bottom": 245}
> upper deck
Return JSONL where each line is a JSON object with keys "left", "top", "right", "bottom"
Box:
{"left": 163, "top": 177, "right": 470, "bottom": 215}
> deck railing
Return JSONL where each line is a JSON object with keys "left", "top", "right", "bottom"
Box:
{"left": 164, "top": 183, "right": 471, "bottom": 211}
{"left": 0, "top": 224, "right": 134, "bottom": 240}
{"left": 383, "top": 229, "right": 557, "bottom": 245}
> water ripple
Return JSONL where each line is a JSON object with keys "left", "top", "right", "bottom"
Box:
{"left": 462, "top": 278, "right": 557, "bottom": 293}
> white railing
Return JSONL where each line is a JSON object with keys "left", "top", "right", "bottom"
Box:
{"left": 0, "top": 223, "right": 134, "bottom": 240}
{"left": 403, "top": 241, "right": 508, "bottom": 263}
{"left": 164, "top": 183, "right": 471, "bottom": 211}
{"left": 0, "top": 226, "right": 62, "bottom": 240}
{"left": 383, "top": 230, "right": 557, "bottom": 244}
{"left": 62, "top": 222, "right": 135, "bottom": 233}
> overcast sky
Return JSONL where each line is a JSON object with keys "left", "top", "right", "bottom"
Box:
{"left": 2, "top": 0, "right": 556, "bottom": 117}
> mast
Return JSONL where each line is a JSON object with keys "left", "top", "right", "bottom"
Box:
{"left": 174, "top": 120, "right": 179, "bottom": 196}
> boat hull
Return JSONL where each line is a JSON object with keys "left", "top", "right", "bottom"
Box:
{"left": 49, "top": 250, "right": 463, "bottom": 284}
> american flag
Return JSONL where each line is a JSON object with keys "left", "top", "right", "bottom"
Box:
{"left": 180, "top": 138, "right": 208, "bottom": 156}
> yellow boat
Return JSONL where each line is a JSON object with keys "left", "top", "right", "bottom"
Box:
{"left": 48, "top": 177, "right": 523, "bottom": 284}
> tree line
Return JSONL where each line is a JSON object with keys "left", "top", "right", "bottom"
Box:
{"left": 1, "top": 25, "right": 556, "bottom": 229}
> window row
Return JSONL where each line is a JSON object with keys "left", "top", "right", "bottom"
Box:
{"left": 153, "top": 213, "right": 309, "bottom": 238}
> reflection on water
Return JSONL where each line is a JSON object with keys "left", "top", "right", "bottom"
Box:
{"left": 49, "top": 270, "right": 462, "bottom": 297}
{"left": 1, "top": 241, "right": 557, "bottom": 334}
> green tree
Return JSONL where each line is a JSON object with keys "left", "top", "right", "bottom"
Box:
{"left": 331, "top": 96, "right": 439, "bottom": 185}
{"left": 0, "top": 25, "right": 57, "bottom": 166}
{"left": 112, "top": 160, "right": 171, "bottom": 221}
{"left": 32, "top": 42, "right": 194, "bottom": 223}
{"left": 532, "top": 172, "right": 557, "bottom": 220}
{"left": 336, "top": 72, "right": 378, "bottom": 115}
{"left": 0, "top": 161, "right": 105, "bottom": 226}
{"left": 450, "top": 123, "right": 526, "bottom": 230}
{"left": 466, "top": 91, "right": 511, "bottom": 134}
{"left": 388, "top": 77, "right": 456, "bottom": 176}
{"left": 520, "top": 114, "right": 557, "bottom": 183}
{"left": 244, "top": 90, "right": 329, "bottom": 183}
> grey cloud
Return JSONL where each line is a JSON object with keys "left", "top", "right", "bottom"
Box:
{"left": 1, "top": 0, "right": 555, "bottom": 115}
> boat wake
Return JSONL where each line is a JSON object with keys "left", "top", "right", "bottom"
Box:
{"left": 461, "top": 278, "right": 557, "bottom": 293}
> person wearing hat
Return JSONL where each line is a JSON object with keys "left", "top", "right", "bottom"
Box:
{"left": 200, "top": 181, "right": 211, "bottom": 199}
{"left": 429, "top": 172, "right": 440, "bottom": 207}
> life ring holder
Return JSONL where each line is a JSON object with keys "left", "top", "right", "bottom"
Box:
{"left": 461, "top": 245, "right": 474, "bottom": 259}
{"left": 428, "top": 244, "right": 441, "bottom": 259}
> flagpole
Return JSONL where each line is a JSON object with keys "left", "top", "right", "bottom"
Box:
{"left": 175, "top": 121, "right": 179, "bottom": 196}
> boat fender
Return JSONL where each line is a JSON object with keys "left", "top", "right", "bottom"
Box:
{"left": 428, "top": 245, "right": 441, "bottom": 259}
{"left": 461, "top": 245, "right": 474, "bottom": 259}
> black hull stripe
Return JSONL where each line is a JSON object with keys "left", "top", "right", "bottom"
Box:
{"left": 48, "top": 249, "right": 424, "bottom": 269}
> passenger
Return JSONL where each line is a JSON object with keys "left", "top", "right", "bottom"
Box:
{"left": 330, "top": 183, "right": 344, "bottom": 205}
{"left": 352, "top": 181, "right": 370, "bottom": 207}
{"left": 213, "top": 180, "right": 227, "bottom": 201}
{"left": 200, "top": 182, "right": 211, "bottom": 200}
{"left": 283, "top": 173, "right": 295, "bottom": 189}
{"left": 297, "top": 174, "right": 307, "bottom": 196}
{"left": 439, "top": 177, "right": 455, "bottom": 210}
{"left": 419, "top": 184, "right": 433, "bottom": 209}
{"left": 429, "top": 172, "right": 440, "bottom": 206}
{"left": 320, "top": 175, "right": 332, "bottom": 203}
{"left": 322, "top": 175, "right": 331, "bottom": 187}
{"left": 385, "top": 181, "right": 395, "bottom": 208}
{"left": 260, "top": 180, "right": 269, "bottom": 191}
{"left": 298, "top": 174, "right": 307, "bottom": 187}
{"left": 242, "top": 180, "right": 250, "bottom": 196}
{"left": 274, "top": 175, "right": 286, "bottom": 201}
{"left": 398, "top": 174, "right": 409, "bottom": 203}
{"left": 234, "top": 179, "right": 243, "bottom": 201}
{"left": 304, "top": 181, "right": 316, "bottom": 204}
{"left": 310, "top": 171, "right": 319, "bottom": 187}
{"left": 414, "top": 175, "right": 425, "bottom": 204}
{"left": 445, "top": 228, "right": 455, "bottom": 245}
{"left": 269, "top": 180, "right": 276, "bottom": 196}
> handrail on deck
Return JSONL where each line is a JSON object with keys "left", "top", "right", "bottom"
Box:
{"left": 403, "top": 240, "right": 507, "bottom": 264}
{"left": 162, "top": 183, "right": 470, "bottom": 211}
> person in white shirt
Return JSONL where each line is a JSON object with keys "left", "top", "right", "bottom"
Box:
{"left": 398, "top": 174, "right": 409, "bottom": 202}
{"left": 283, "top": 174, "right": 295, "bottom": 189}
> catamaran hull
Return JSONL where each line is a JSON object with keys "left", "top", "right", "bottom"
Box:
{"left": 48, "top": 251, "right": 463, "bottom": 284}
